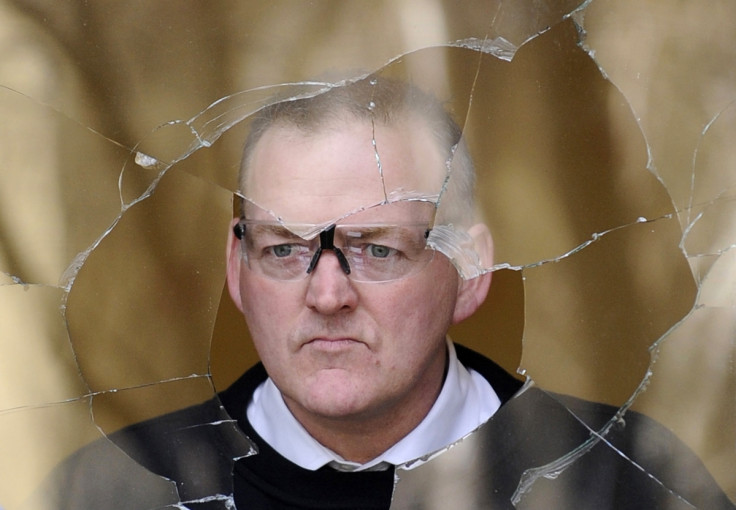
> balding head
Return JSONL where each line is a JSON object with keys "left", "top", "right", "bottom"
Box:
{"left": 237, "top": 75, "right": 477, "bottom": 227}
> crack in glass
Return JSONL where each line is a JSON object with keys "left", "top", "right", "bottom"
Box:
{"left": 0, "top": 0, "right": 734, "bottom": 509}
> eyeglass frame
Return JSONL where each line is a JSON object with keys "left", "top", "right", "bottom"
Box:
{"left": 233, "top": 219, "right": 435, "bottom": 282}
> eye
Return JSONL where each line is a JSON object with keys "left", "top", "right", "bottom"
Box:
{"left": 367, "top": 244, "right": 394, "bottom": 258}
{"left": 270, "top": 244, "right": 294, "bottom": 257}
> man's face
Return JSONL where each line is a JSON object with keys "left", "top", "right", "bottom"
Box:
{"left": 226, "top": 118, "right": 481, "bottom": 428}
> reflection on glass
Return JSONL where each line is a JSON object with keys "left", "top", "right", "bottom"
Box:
{"left": 0, "top": 1, "right": 733, "bottom": 509}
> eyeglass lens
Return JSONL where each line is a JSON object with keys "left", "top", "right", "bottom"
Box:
{"left": 235, "top": 221, "right": 433, "bottom": 282}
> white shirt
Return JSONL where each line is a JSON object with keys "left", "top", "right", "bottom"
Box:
{"left": 247, "top": 339, "right": 501, "bottom": 471}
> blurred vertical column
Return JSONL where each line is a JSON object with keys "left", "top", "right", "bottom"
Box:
{"left": 582, "top": 0, "right": 736, "bottom": 499}
{"left": 0, "top": 3, "right": 105, "bottom": 508}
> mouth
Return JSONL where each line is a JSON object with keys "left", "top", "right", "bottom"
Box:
{"left": 303, "top": 337, "right": 363, "bottom": 351}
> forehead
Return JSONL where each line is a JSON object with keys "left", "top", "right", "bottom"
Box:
{"left": 242, "top": 117, "right": 447, "bottom": 224}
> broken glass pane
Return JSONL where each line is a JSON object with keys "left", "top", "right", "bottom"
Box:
{"left": 0, "top": 0, "right": 734, "bottom": 509}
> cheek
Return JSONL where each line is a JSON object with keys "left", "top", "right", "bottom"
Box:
{"left": 239, "top": 277, "right": 260, "bottom": 317}
{"left": 409, "top": 262, "right": 459, "bottom": 311}
{"left": 238, "top": 278, "right": 297, "bottom": 374}
{"left": 239, "top": 277, "right": 286, "bottom": 336}
{"left": 377, "top": 264, "right": 459, "bottom": 340}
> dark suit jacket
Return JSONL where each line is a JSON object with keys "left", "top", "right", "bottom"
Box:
{"left": 35, "top": 344, "right": 735, "bottom": 509}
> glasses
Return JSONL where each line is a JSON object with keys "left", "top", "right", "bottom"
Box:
{"left": 234, "top": 220, "right": 435, "bottom": 282}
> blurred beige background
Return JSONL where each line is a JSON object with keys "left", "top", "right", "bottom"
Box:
{"left": 0, "top": 0, "right": 734, "bottom": 507}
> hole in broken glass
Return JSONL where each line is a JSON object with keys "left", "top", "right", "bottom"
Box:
{"left": 1, "top": 1, "right": 734, "bottom": 508}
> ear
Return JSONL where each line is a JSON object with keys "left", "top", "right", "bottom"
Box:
{"left": 452, "top": 223, "right": 494, "bottom": 324}
{"left": 226, "top": 217, "right": 246, "bottom": 314}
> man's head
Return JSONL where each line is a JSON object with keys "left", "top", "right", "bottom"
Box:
{"left": 225, "top": 76, "right": 493, "bottom": 457}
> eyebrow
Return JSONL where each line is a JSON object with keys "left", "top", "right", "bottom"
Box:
{"left": 244, "top": 221, "right": 429, "bottom": 243}
{"left": 247, "top": 224, "right": 304, "bottom": 239}
{"left": 342, "top": 226, "right": 393, "bottom": 240}
{"left": 340, "top": 225, "right": 428, "bottom": 247}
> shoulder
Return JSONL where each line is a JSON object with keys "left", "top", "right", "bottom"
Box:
{"left": 36, "top": 364, "right": 268, "bottom": 510}
{"left": 438, "top": 344, "right": 735, "bottom": 509}
{"left": 500, "top": 388, "right": 735, "bottom": 508}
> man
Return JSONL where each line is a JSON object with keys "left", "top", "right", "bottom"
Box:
{"left": 224, "top": 76, "right": 501, "bottom": 472}
{"left": 41, "top": 76, "right": 735, "bottom": 509}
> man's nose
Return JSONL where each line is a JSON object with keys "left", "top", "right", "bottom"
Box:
{"left": 305, "top": 250, "right": 358, "bottom": 314}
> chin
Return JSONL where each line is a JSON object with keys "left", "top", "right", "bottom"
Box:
{"left": 300, "top": 385, "right": 377, "bottom": 421}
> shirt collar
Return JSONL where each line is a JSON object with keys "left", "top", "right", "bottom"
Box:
{"left": 246, "top": 339, "right": 501, "bottom": 471}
